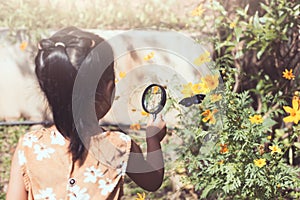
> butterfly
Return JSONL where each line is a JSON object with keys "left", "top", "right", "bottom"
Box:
{"left": 179, "top": 94, "right": 206, "bottom": 107}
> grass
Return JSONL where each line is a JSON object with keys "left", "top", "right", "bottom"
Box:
{"left": 0, "top": 0, "right": 201, "bottom": 44}
{"left": 0, "top": 125, "right": 29, "bottom": 199}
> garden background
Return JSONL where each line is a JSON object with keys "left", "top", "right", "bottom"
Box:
{"left": 0, "top": 0, "right": 299, "bottom": 199}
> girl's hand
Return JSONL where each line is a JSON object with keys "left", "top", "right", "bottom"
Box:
{"left": 146, "top": 114, "right": 166, "bottom": 142}
{"left": 127, "top": 114, "right": 166, "bottom": 191}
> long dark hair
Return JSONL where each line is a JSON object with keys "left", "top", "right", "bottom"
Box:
{"left": 35, "top": 27, "right": 115, "bottom": 163}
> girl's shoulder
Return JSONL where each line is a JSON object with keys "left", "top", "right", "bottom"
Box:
{"left": 18, "top": 126, "right": 67, "bottom": 149}
{"left": 90, "top": 130, "right": 131, "bottom": 150}
{"left": 89, "top": 131, "right": 131, "bottom": 169}
{"left": 103, "top": 130, "right": 131, "bottom": 143}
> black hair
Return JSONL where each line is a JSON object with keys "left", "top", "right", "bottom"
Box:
{"left": 35, "top": 27, "right": 115, "bottom": 164}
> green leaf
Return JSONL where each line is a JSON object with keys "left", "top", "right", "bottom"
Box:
{"left": 235, "top": 50, "right": 244, "bottom": 59}
{"left": 262, "top": 117, "right": 277, "bottom": 128}
{"left": 236, "top": 4, "right": 249, "bottom": 17}
{"left": 260, "top": 3, "right": 272, "bottom": 14}
{"left": 289, "top": 147, "right": 293, "bottom": 165}
{"left": 246, "top": 39, "right": 258, "bottom": 49}
{"left": 277, "top": 13, "right": 287, "bottom": 24}
{"left": 253, "top": 11, "right": 261, "bottom": 29}
{"left": 234, "top": 27, "right": 243, "bottom": 42}
{"left": 244, "top": 4, "right": 249, "bottom": 15}
{"left": 294, "top": 142, "right": 300, "bottom": 149}
{"left": 257, "top": 43, "right": 268, "bottom": 59}
{"left": 200, "top": 180, "right": 217, "bottom": 198}
{"left": 275, "top": 129, "right": 285, "bottom": 138}
{"left": 236, "top": 8, "right": 246, "bottom": 17}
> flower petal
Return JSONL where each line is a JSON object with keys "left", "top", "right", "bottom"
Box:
{"left": 283, "top": 115, "right": 294, "bottom": 123}
{"left": 283, "top": 106, "right": 293, "bottom": 113}
{"left": 292, "top": 97, "right": 299, "bottom": 110}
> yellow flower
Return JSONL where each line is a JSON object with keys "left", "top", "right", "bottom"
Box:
{"left": 249, "top": 114, "right": 263, "bottom": 124}
{"left": 269, "top": 145, "right": 282, "bottom": 154}
{"left": 292, "top": 95, "right": 300, "bottom": 110}
{"left": 181, "top": 81, "right": 211, "bottom": 97}
{"left": 220, "top": 144, "right": 228, "bottom": 154}
{"left": 141, "top": 110, "right": 150, "bottom": 117}
{"left": 201, "top": 109, "right": 218, "bottom": 124}
{"left": 229, "top": 22, "right": 236, "bottom": 29}
{"left": 283, "top": 96, "right": 300, "bottom": 124}
{"left": 20, "top": 41, "right": 28, "bottom": 51}
{"left": 191, "top": 82, "right": 202, "bottom": 94}
{"left": 181, "top": 82, "right": 194, "bottom": 97}
{"left": 282, "top": 69, "right": 295, "bottom": 80}
{"left": 217, "top": 160, "right": 224, "bottom": 165}
{"left": 191, "top": 4, "right": 205, "bottom": 17}
{"left": 267, "top": 135, "right": 272, "bottom": 140}
{"left": 197, "top": 82, "right": 210, "bottom": 94}
{"left": 136, "top": 192, "right": 146, "bottom": 200}
{"left": 130, "top": 123, "right": 141, "bottom": 131}
{"left": 175, "top": 166, "right": 186, "bottom": 174}
{"left": 201, "top": 74, "right": 219, "bottom": 91}
{"left": 194, "top": 51, "right": 211, "bottom": 66}
{"left": 254, "top": 158, "right": 266, "bottom": 168}
{"left": 119, "top": 71, "right": 126, "bottom": 79}
{"left": 210, "top": 94, "right": 222, "bottom": 102}
{"left": 152, "top": 86, "right": 159, "bottom": 94}
{"left": 144, "top": 52, "right": 154, "bottom": 61}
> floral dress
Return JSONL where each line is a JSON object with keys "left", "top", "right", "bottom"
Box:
{"left": 16, "top": 126, "right": 132, "bottom": 200}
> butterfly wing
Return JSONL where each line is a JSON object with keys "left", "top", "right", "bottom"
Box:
{"left": 179, "top": 97, "right": 193, "bottom": 107}
{"left": 193, "top": 94, "right": 206, "bottom": 104}
{"left": 179, "top": 94, "right": 205, "bottom": 107}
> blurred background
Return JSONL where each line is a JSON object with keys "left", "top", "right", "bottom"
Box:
{"left": 0, "top": 0, "right": 299, "bottom": 199}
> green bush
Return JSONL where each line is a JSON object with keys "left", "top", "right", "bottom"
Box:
{"left": 178, "top": 73, "right": 300, "bottom": 198}
{"left": 177, "top": 0, "right": 300, "bottom": 199}
{"left": 0, "top": 125, "right": 29, "bottom": 199}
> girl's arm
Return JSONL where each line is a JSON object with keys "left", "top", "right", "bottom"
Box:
{"left": 6, "top": 147, "right": 27, "bottom": 200}
{"left": 126, "top": 115, "right": 166, "bottom": 191}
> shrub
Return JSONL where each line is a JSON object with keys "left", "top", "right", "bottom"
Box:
{"left": 177, "top": 0, "right": 300, "bottom": 199}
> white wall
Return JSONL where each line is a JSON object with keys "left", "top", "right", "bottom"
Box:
{"left": 0, "top": 29, "right": 213, "bottom": 127}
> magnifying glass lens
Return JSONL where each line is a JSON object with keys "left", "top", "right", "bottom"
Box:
{"left": 142, "top": 84, "right": 166, "bottom": 117}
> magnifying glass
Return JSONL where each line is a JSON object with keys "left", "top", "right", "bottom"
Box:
{"left": 142, "top": 84, "right": 167, "bottom": 120}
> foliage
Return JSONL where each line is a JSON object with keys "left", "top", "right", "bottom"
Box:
{"left": 0, "top": 125, "right": 29, "bottom": 199}
{"left": 179, "top": 74, "right": 300, "bottom": 198}
{"left": 0, "top": 0, "right": 299, "bottom": 199}
{"left": 177, "top": 0, "right": 300, "bottom": 199}
{"left": 0, "top": 0, "right": 198, "bottom": 44}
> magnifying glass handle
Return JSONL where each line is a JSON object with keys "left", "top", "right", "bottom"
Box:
{"left": 152, "top": 113, "right": 157, "bottom": 121}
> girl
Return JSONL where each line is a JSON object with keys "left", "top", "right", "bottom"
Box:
{"left": 6, "top": 27, "right": 166, "bottom": 200}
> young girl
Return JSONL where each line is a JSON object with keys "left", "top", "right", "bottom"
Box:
{"left": 6, "top": 27, "right": 166, "bottom": 200}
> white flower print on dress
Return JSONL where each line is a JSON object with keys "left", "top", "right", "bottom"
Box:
{"left": 98, "top": 178, "right": 115, "bottom": 196}
{"left": 50, "top": 130, "right": 66, "bottom": 146}
{"left": 18, "top": 150, "right": 27, "bottom": 166}
{"left": 116, "top": 161, "right": 128, "bottom": 176}
{"left": 35, "top": 188, "right": 56, "bottom": 200}
{"left": 68, "top": 185, "right": 90, "bottom": 200}
{"left": 83, "top": 166, "right": 104, "bottom": 183}
{"left": 33, "top": 144, "right": 55, "bottom": 161}
{"left": 118, "top": 133, "right": 131, "bottom": 142}
{"left": 22, "top": 134, "right": 38, "bottom": 147}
